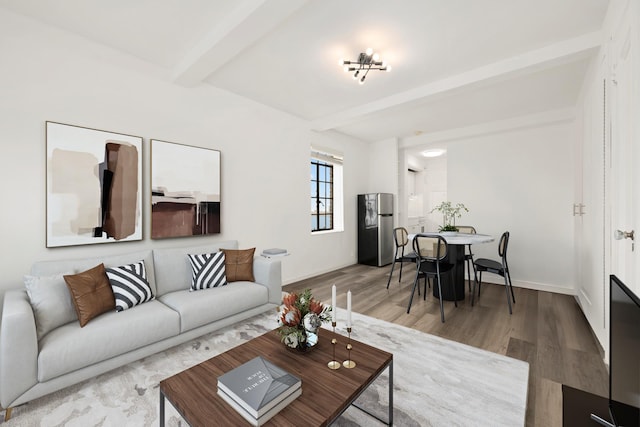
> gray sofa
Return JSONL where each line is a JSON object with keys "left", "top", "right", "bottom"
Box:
{"left": 0, "top": 240, "right": 281, "bottom": 419}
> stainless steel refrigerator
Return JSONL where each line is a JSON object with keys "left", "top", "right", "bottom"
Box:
{"left": 357, "top": 193, "right": 394, "bottom": 266}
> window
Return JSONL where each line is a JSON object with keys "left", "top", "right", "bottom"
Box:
{"left": 310, "top": 147, "right": 343, "bottom": 233}
{"left": 311, "top": 160, "right": 333, "bottom": 232}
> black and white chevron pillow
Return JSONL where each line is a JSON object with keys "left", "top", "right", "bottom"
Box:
{"left": 106, "top": 261, "right": 154, "bottom": 312}
{"left": 188, "top": 252, "right": 227, "bottom": 291}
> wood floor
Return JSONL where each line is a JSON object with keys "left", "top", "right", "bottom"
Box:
{"left": 283, "top": 263, "right": 609, "bottom": 427}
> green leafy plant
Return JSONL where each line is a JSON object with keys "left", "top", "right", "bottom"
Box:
{"left": 431, "top": 201, "right": 469, "bottom": 232}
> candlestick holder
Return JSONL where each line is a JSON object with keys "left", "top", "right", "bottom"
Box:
{"left": 342, "top": 326, "right": 356, "bottom": 368}
{"left": 327, "top": 322, "right": 341, "bottom": 370}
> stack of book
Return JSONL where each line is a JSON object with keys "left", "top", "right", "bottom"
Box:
{"left": 217, "top": 356, "right": 302, "bottom": 426}
{"left": 260, "top": 248, "right": 289, "bottom": 258}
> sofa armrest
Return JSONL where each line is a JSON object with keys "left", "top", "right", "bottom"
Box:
{"left": 252, "top": 257, "right": 282, "bottom": 305}
{"left": 0, "top": 289, "right": 38, "bottom": 408}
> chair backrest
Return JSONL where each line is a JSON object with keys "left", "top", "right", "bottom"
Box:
{"left": 498, "top": 231, "right": 510, "bottom": 262}
{"left": 413, "top": 233, "right": 448, "bottom": 261}
{"left": 393, "top": 227, "right": 409, "bottom": 248}
{"left": 457, "top": 225, "right": 476, "bottom": 234}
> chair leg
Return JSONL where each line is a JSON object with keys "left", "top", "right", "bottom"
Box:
{"left": 423, "top": 276, "right": 431, "bottom": 301}
{"left": 507, "top": 269, "right": 516, "bottom": 304}
{"left": 436, "top": 275, "right": 446, "bottom": 323}
{"left": 386, "top": 259, "right": 397, "bottom": 289}
{"left": 466, "top": 259, "right": 471, "bottom": 292}
{"left": 407, "top": 270, "right": 420, "bottom": 313}
{"left": 471, "top": 269, "right": 477, "bottom": 307}
{"left": 451, "top": 270, "right": 458, "bottom": 308}
{"left": 4, "top": 407, "right": 12, "bottom": 421}
{"left": 423, "top": 276, "right": 427, "bottom": 300}
{"left": 477, "top": 272, "right": 483, "bottom": 297}
{"left": 504, "top": 275, "right": 513, "bottom": 315}
{"left": 399, "top": 262, "right": 403, "bottom": 282}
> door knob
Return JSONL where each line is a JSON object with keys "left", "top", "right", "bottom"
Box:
{"left": 614, "top": 230, "right": 635, "bottom": 241}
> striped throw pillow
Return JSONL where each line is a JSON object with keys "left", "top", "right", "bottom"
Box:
{"left": 188, "top": 252, "right": 227, "bottom": 291}
{"left": 106, "top": 261, "right": 154, "bottom": 312}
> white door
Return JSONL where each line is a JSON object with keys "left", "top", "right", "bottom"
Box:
{"left": 610, "top": 6, "right": 638, "bottom": 293}
{"left": 575, "top": 56, "right": 608, "bottom": 349}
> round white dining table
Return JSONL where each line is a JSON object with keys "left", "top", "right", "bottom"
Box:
{"left": 408, "top": 232, "right": 494, "bottom": 245}
{"left": 407, "top": 232, "right": 494, "bottom": 301}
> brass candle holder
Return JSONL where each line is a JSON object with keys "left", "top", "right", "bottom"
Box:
{"left": 342, "top": 326, "right": 356, "bottom": 368}
{"left": 327, "top": 322, "right": 341, "bottom": 370}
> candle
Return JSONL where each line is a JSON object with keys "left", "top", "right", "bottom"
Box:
{"left": 331, "top": 284, "right": 337, "bottom": 323}
{"left": 347, "top": 290, "right": 352, "bottom": 328}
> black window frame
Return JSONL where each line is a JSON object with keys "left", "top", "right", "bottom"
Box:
{"left": 311, "top": 159, "right": 334, "bottom": 232}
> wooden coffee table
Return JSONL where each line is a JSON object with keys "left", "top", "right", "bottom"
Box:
{"left": 159, "top": 328, "right": 393, "bottom": 426}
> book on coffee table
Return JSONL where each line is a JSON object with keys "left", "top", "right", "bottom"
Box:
{"left": 217, "top": 356, "right": 301, "bottom": 419}
{"left": 217, "top": 386, "right": 302, "bottom": 426}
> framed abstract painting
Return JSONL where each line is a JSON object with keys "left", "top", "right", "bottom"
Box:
{"left": 46, "top": 121, "right": 143, "bottom": 247}
{"left": 150, "top": 139, "right": 221, "bottom": 239}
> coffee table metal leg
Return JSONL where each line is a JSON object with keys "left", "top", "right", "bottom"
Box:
{"left": 349, "top": 361, "right": 393, "bottom": 425}
{"left": 159, "top": 389, "right": 165, "bottom": 427}
{"left": 389, "top": 360, "right": 393, "bottom": 426}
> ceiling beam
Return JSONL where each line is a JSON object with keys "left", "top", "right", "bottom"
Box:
{"left": 401, "top": 107, "right": 576, "bottom": 149}
{"left": 172, "top": 0, "right": 307, "bottom": 87}
{"left": 311, "top": 31, "right": 603, "bottom": 132}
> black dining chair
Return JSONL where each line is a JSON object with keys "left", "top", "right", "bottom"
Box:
{"left": 472, "top": 231, "right": 515, "bottom": 314}
{"left": 407, "top": 233, "right": 456, "bottom": 322}
{"left": 386, "top": 227, "right": 418, "bottom": 288}
{"left": 456, "top": 225, "right": 477, "bottom": 292}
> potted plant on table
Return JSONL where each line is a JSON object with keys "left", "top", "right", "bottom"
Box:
{"left": 277, "top": 289, "right": 332, "bottom": 352}
{"left": 431, "top": 201, "right": 469, "bottom": 232}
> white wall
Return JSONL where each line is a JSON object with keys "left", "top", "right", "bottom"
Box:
{"left": 423, "top": 157, "right": 448, "bottom": 231}
{"left": 447, "top": 122, "right": 576, "bottom": 293}
{"left": 0, "top": 10, "right": 370, "bottom": 309}
{"left": 368, "top": 138, "right": 399, "bottom": 225}
{"left": 368, "top": 138, "right": 398, "bottom": 194}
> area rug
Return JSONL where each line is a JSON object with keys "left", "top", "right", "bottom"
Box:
{"left": 1, "top": 311, "right": 528, "bottom": 426}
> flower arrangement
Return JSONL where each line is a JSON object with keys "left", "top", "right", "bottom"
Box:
{"left": 277, "top": 289, "right": 332, "bottom": 351}
{"left": 431, "top": 201, "right": 469, "bottom": 232}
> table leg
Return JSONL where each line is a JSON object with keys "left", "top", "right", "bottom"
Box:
{"left": 433, "top": 244, "right": 465, "bottom": 301}
{"left": 389, "top": 360, "right": 394, "bottom": 426}
{"left": 349, "top": 361, "right": 394, "bottom": 425}
{"left": 159, "top": 389, "right": 165, "bottom": 427}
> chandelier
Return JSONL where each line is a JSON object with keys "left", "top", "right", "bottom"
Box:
{"left": 339, "top": 48, "right": 391, "bottom": 84}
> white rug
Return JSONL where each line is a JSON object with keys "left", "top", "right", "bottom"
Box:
{"left": 1, "top": 311, "right": 528, "bottom": 427}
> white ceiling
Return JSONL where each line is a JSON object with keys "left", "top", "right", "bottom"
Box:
{"left": 0, "top": 0, "right": 609, "bottom": 143}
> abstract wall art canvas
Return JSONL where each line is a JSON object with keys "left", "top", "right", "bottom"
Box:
{"left": 150, "top": 139, "right": 221, "bottom": 239}
{"left": 46, "top": 121, "right": 143, "bottom": 247}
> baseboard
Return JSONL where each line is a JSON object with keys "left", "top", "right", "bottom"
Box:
{"left": 286, "top": 263, "right": 578, "bottom": 296}
{"left": 283, "top": 261, "right": 355, "bottom": 286}
{"left": 471, "top": 276, "right": 576, "bottom": 296}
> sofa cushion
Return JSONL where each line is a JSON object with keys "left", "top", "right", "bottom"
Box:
{"left": 37, "top": 300, "right": 180, "bottom": 382}
{"left": 188, "top": 252, "right": 227, "bottom": 290}
{"left": 106, "top": 261, "right": 154, "bottom": 311}
{"left": 24, "top": 273, "right": 77, "bottom": 340}
{"left": 63, "top": 264, "right": 115, "bottom": 327}
{"left": 222, "top": 248, "right": 255, "bottom": 282}
{"left": 159, "top": 281, "right": 268, "bottom": 333}
{"left": 31, "top": 250, "right": 158, "bottom": 296}
{"left": 153, "top": 241, "right": 238, "bottom": 295}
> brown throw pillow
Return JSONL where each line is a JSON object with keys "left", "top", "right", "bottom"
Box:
{"left": 63, "top": 263, "right": 115, "bottom": 327}
{"left": 222, "top": 248, "right": 255, "bottom": 282}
